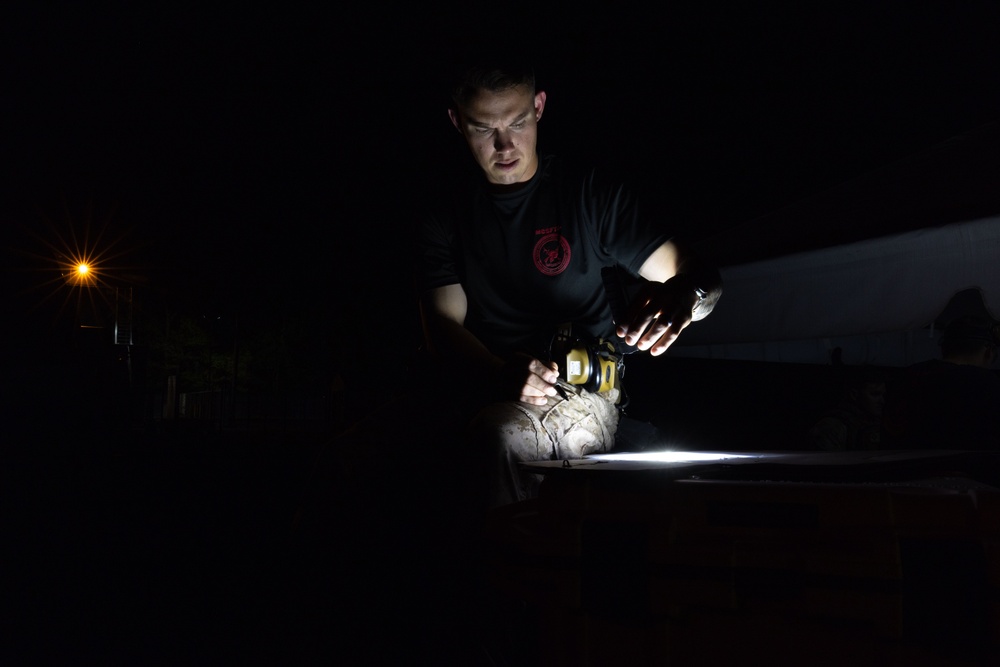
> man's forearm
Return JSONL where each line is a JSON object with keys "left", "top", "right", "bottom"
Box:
{"left": 637, "top": 241, "right": 722, "bottom": 322}
{"left": 676, "top": 261, "right": 722, "bottom": 321}
{"left": 421, "top": 309, "right": 504, "bottom": 377}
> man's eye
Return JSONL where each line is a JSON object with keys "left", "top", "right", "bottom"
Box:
{"left": 474, "top": 127, "right": 492, "bottom": 135}
{"left": 511, "top": 122, "right": 526, "bottom": 129}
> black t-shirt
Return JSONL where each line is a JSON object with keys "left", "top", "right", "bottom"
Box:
{"left": 884, "top": 359, "right": 1000, "bottom": 450}
{"left": 416, "top": 155, "right": 671, "bottom": 359}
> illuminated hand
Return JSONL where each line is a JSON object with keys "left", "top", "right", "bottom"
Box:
{"left": 499, "top": 353, "right": 560, "bottom": 405}
{"left": 616, "top": 276, "right": 700, "bottom": 356}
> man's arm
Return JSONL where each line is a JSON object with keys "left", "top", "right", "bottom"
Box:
{"left": 420, "top": 283, "right": 560, "bottom": 405}
{"left": 616, "top": 240, "right": 722, "bottom": 356}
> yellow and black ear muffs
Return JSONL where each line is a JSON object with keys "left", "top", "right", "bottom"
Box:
{"left": 550, "top": 328, "right": 621, "bottom": 395}
{"left": 564, "top": 340, "right": 619, "bottom": 393}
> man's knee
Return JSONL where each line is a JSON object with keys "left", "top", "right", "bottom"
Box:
{"left": 468, "top": 401, "right": 551, "bottom": 463}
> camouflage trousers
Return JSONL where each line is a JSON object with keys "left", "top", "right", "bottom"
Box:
{"left": 469, "top": 381, "right": 620, "bottom": 508}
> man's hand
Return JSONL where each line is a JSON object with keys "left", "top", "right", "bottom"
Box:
{"left": 616, "top": 276, "right": 700, "bottom": 356}
{"left": 498, "top": 353, "right": 560, "bottom": 405}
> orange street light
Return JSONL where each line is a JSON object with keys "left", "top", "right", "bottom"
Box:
{"left": 64, "top": 255, "right": 99, "bottom": 286}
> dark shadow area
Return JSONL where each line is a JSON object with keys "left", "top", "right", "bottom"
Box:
{"left": 7, "top": 342, "right": 1000, "bottom": 665}
{"left": 6, "top": 5, "right": 1000, "bottom": 664}
{"left": 619, "top": 354, "right": 884, "bottom": 452}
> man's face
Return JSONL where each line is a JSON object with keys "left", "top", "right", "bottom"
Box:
{"left": 449, "top": 85, "right": 546, "bottom": 186}
{"left": 856, "top": 382, "right": 886, "bottom": 418}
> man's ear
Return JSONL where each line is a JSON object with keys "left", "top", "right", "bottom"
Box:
{"left": 448, "top": 108, "right": 462, "bottom": 133}
{"left": 534, "top": 91, "right": 547, "bottom": 122}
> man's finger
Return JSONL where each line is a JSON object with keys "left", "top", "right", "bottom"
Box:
{"left": 520, "top": 380, "right": 554, "bottom": 405}
{"left": 522, "top": 381, "right": 555, "bottom": 397}
{"left": 528, "top": 359, "right": 559, "bottom": 384}
{"left": 647, "top": 318, "right": 691, "bottom": 355}
{"left": 520, "top": 395, "right": 550, "bottom": 406}
{"left": 530, "top": 378, "right": 558, "bottom": 397}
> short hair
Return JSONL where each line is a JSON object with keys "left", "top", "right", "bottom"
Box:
{"left": 450, "top": 60, "right": 536, "bottom": 109}
{"left": 940, "top": 316, "right": 1000, "bottom": 357}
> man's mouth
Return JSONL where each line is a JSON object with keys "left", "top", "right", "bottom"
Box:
{"left": 495, "top": 158, "right": 519, "bottom": 171}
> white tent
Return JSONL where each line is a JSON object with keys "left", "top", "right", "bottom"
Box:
{"left": 673, "top": 122, "right": 1000, "bottom": 368}
{"left": 675, "top": 217, "right": 1000, "bottom": 366}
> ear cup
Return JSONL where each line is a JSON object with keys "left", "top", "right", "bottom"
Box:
{"left": 551, "top": 328, "right": 621, "bottom": 394}
{"left": 582, "top": 345, "right": 602, "bottom": 393}
{"left": 564, "top": 342, "right": 597, "bottom": 389}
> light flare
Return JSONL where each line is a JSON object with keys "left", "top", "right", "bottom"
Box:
{"left": 587, "top": 451, "right": 754, "bottom": 463}
{"left": 13, "top": 200, "right": 139, "bottom": 326}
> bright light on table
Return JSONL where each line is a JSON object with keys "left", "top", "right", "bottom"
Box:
{"left": 587, "top": 451, "right": 753, "bottom": 463}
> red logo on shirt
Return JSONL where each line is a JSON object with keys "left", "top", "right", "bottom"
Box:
{"left": 534, "top": 234, "right": 571, "bottom": 275}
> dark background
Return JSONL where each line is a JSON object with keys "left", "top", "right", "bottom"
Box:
{"left": 5, "top": 4, "right": 1000, "bottom": 663}
{"left": 6, "top": 1, "right": 1000, "bottom": 435}
{"left": 6, "top": 3, "right": 1000, "bottom": 344}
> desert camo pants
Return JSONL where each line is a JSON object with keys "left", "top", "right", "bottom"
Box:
{"left": 468, "top": 381, "right": 620, "bottom": 508}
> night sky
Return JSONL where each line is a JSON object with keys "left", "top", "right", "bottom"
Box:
{"left": 5, "top": 2, "right": 1000, "bottom": 376}
{"left": 7, "top": 6, "right": 1000, "bottom": 662}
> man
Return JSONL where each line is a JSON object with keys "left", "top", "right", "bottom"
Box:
{"left": 809, "top": 367, "right": 886, "bottom": 451}
{"left": 883, "top": 315, "right": 1000, "bottom": 450}
{"left": 415, "top": 62, "right": 722, "bottom": 507}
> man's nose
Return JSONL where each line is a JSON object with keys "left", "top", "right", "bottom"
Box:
{"left": 494, "top": 130, "right": 513, "bottom": 153}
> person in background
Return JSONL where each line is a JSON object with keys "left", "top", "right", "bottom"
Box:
{"left": 883, "top": 316, "right": 1000, "bottom": 450}
{"left": 809, "top": 366, "right": 886, "bottom": 451}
